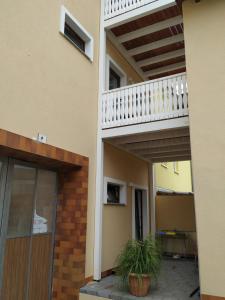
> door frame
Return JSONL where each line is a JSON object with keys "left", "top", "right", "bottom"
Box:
{"left": 0, "top": 158, "right": 58, "bottom": 300}
{"left": 0, "top": 157, "right": 8, "bottom": 289}
{"left": 131, "top": 184, "right": 149, "bottom": 240}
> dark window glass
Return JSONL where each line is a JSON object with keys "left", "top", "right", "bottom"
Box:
{"left": 107, "top": 183, "right": 120, "bottom": 204}
{"left": 109, "top": 68, "right": 121, "bottom": 90}
{"left": 64, "top": 21, "right": 85, "bottom": 52}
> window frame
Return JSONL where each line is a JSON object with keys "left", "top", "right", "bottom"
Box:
{"left": 103, "top": 176, "right": 127, "bottom": 205}
{"left": 173, "top": 161, "right": 179, "bottom": 174}
{"left": 60, "top": 5, "right": 94, "bottom": 62}
{"left": 161, "top": 162, "right": 168, "bottom": 169}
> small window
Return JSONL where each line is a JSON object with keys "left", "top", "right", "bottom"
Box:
{"left": 107, "top": 183, "right": 120, "bottom": 204}
{"left": 60, "top": 6, "right": 94, "bottom": 62}
{"left": 64, "top": 22, "right": 85, "bottom": 52}
{"left": 104, "top": 177, "right": 127, "bottom": 205}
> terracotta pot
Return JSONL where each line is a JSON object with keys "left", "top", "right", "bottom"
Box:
{"left": 128, "top": 273, "right": 151, "bottom": 297}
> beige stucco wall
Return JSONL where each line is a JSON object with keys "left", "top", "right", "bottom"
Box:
{"left": 183, "top": 0, "right": 225, "bottom": 297}
{"left": 106, "top": 39, "right": 142, "bottom": 85}
{"left": 102, "top": 143, "right": 149, "bottom": 272}
{"left": 155, "top": 161, "right": 192, "bottom": 192}
{"left": 156, "top": 194, "right": 196, "bottom": 232}
{"left": 156, "top": 194, "right": 196, "bottom": 255}
{"left": 0, "top": 0, "right": 100, "bottom": 277}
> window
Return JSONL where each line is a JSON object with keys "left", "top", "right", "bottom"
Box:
{"left": 60, "top": 6, "right": 94, "bottom": 62}
{"left": 173, "top": 162, "right": 179, "bottom": 174}
{"left": 64, "top": 22, "right": 85, "bottom": 52}
{"left": 107, "top": 183, "right": 120, "bottom": 204}
{"left": 109, "top": 68, "right": 121, "bottom": 90}
{"left": 106, "top": 55, "right": 127, "bottom": 90}
{"left": 104, "top": 177, "right": 127, "bottom": 205}
{"left": 6, "top": 165, "right": 57, "bottom": 238}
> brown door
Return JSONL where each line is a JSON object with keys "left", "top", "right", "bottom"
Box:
{"left": 0, "top": 159, "right": 57, "bottom": 300}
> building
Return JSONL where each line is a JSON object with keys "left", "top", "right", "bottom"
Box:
{"left": 0, "top": 1, "right": 224, "bottom": 300}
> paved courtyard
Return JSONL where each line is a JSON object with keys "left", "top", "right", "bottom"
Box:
{"left": 80, "top": 259, "right": 199, "bottom": 300}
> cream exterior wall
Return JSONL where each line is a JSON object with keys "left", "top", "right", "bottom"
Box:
{"left": 106, "top": 39, "right": 142, "bottom": 86}
{"left": 155, "top": 161, "right": 192, "bottom": 192}
{"left": 183, "top": 0, "right": 225, "bottom": 297}
{"left": 0, "top": 0, "right": 100, "bottom": 277}
{"left": 156, "top": 194, "right": 196, "bottom": 255}
{"left": 102, "top": 143, "right": 148, "bottom": 272}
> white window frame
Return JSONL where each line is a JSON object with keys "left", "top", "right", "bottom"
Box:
{"left": 173, "top": 161, "right": 179, "bottom": 174}
{"left": 131, "top": 184, "right": 149, "bottom": 240}
{"left": 105, "top": 55, "right": 127, "bottom": 90}
{"left": 161, "top": 162, "right": 168, "bottom": 169}
{"left": 103, "top": 176, "right": 127, "bottom": 205}
{"left": 60, "top": 5, "right": 94, "bottom": 62}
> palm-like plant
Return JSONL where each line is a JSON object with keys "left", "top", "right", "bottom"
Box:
{"left": 116, "top": 235, "right": 161, "bottom": 287}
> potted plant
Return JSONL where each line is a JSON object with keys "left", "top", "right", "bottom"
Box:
{"left": 116, "top": 235, "right": 161, "bottom": 297}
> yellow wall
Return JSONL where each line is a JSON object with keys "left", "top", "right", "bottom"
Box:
{"left": 155, "top": 161, "right": 192, "bottom": 192}
{"left": 0, "top": 0, "right": 100, "bottom": 277}
{"left": 183, "top": 0, "right": 225, "bottom": 297}
{"left": 102, "top": 143, "right": 148, "bottom": 272}
{"left": 106, "top": 39, "right": 142, "bottom": 85}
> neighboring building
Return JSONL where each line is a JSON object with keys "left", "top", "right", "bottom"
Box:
{"left": 0, "top": 1, "right": 224, "bottom": 300}
{"left": 155, "top": 160, "right": 192, "bottom": 193}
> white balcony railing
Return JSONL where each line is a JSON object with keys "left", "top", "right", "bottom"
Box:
{"left": 102, "top": 73, "right": 188, "bottom": 129}
{"left": 104, "top": 0, "right": 157, "bottom": 20}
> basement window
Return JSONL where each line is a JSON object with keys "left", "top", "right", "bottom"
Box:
{"left": 104, "top": 177, "right": 127, "bottom": 205}
{"left": 60, "top": 6, "right": 94, "bottom": 62}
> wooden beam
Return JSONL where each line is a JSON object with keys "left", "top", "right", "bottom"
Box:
{"left": 144, "top": 61, "right": 185, "bottom": 77}
{"left": 133, "top": 144, "right": 191, "bottom": 155}
{"left": 110, "top": 127, "right": 190, "bottom": 145}
{"left": 128, "top": 33, "right": 184, "bottom": 56}
{"left": 152, "top": 155, "right": 191, "bottom": 162}
{"left": 137, "top": 49, "right": 185, "bottom": 68}
{"left": 144, "top": 150, "right": 191, "bottom": 158}
{"left": 122, "top": 136, "right": 190, "bottom": 151}
{"left": 107, "top": 30, "right": 147, "bottom": 80}
{"left": 117, "top": 15, "right": 183, "bottom": 43}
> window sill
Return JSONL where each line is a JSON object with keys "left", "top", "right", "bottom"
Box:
{"left": 104, "top": 203, "right": 126, "bottom": 206}
{"left": 60, "top": 32, "right": 93, "bottom": 63}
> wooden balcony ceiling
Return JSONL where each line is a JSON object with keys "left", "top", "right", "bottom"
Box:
{"left": 109, "top": 2, "right": 185, "bottom": 80}
{"left": 106, "top": 127, "right": 191, "bottom": 163}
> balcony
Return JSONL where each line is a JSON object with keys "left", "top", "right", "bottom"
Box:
{"left": 104, "top": 0, "right": 178, "bottom": 27}
{"left": 104, "top": 0, "right": 157, "bottom": 20}
{"left": 102, "top": 73, "right": 188, "bottom": 130}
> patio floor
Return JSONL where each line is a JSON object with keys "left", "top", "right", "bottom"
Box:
{"left": 80, "top": 258, "right": 200, "bottom": 300}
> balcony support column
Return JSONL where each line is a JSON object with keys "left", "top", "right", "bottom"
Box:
{"left": 149, "top": 162, "right": 157, "bottom": 238}
{"left": 94, "top": 0, "right": 106, "bottom": 281}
